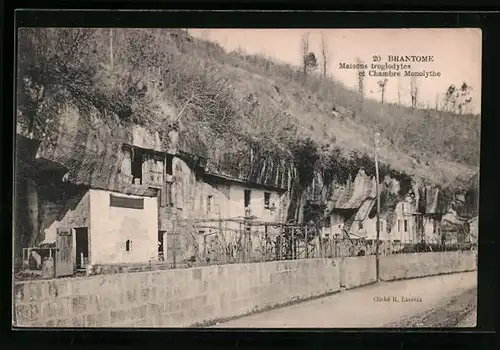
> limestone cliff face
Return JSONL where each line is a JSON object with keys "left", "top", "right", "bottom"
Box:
{"left": 203, "top": 145, "right": 291, "bottom": 190}
{"left": 34, "top": 104, "right": 160, "bottom": 196}
{"left": 30, "top": 100, "right": 457, "bottom": 227}
{"left": 329, "top": 169, "right": 377, "bottom": 209}
{"left": 309, "top": 169, "right": 393, "bottom": 215}
{"left": 300, "top": 167, "right": 452, "bottom": 225}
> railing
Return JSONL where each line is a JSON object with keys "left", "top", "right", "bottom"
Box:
{"left": 164, "top": 218, "right": 478, "bottom": 269}
{"left": 164, "top": 218, "right": 365, "bottom": 268}
{"left": 392, "top": 242, "right": 476, "bottom": 254}
{"left": 14, "top": 220, "right": 476, "bottom": 280}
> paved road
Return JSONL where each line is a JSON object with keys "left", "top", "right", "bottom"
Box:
{"left": 457, "top": 309, "right": 477, "bottom": 328}
{"left": 211, "top": 271, "right": 477, "bottom": 328}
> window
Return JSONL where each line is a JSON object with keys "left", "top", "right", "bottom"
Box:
{"left": 131, "top": 149, "right": 143, "bottom": 185}
{"left": 358, "top": 221, "right": 363, "bottom": 230}
{"left": 264, "top": 192, "right": 271, "bottom": 209}
{"left": 125, "top": 240, "right": 132, "bottom": 252}
{"left": 161, "top": 155, "right": 174, "bottom": 207}
{"left": 166, "top": 154, "right": 173, "bottom": 175}
{"left": 404, "top": 220, "right": 408, "bottom": 232}
{"left": 244, "top": 190, "right": 251, "bottom": 208}
{"left": 377, "top": 221, "right": 384, "bottom": 232}
{"left": 207, "top": 195, "right": 213, "bottom": 214}
{"left": 398, "top": 220, "right": 401, "bottom": 232}
{"left": 158, "top": 232, "right": 165, "bottom": 261}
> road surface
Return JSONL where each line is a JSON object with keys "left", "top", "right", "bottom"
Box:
{"left": 211, "top": 271, "right": 477, "bottom": 328}
{"left": 457, "top": 309, "right": 477, "bottom": 328}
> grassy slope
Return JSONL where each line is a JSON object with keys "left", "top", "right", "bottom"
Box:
{"left": 17, "top": 28, "right": 480, "bottom": 188}
{"left": 179, "top": 33, "right": 479, "bottom": 186}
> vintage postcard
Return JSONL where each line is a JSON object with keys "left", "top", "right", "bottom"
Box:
{"left": 13, "top": 28, "right": 480, "bottom": 328}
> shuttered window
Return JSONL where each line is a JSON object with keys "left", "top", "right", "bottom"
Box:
{"left": 264, "top": 192, "right": 271, "bottom": 209}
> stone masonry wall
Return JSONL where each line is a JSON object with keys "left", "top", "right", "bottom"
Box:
{"left": 379, "top": 250, "right": 477, "bottom": 281}
{"left": 13, "top": 252, "right": 477, "bottom": 328}
{"left": 13, "top": 258, "right": 340, "bottom": 328}
{"left": 340, "top": 256, "right": 377, "bottom": 289}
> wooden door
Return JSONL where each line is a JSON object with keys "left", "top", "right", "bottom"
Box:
{"left": 56, "top": 228, "right": 74, "bottom": 277}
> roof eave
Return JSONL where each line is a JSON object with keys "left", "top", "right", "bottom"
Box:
{"left": 202, "top": 172, "right": 287, "bottom": 192}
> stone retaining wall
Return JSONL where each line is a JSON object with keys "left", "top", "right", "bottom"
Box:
{"left": 341, "top": 256, "right": 377, "bottom": 289}
{"left": 13, "top": 258, "right": 340, "bottom": 328}
{"left": 13, "top": 252, "right": 477, "bottom": 328}
{"left": 379, "top": 251, "right": 477, "bottom": 281}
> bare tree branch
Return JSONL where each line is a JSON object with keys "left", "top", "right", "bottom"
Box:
{"left": 321, "top": 32, "right": 328, "bottom": 78}
{"left": 301, "top": 32, "right": 310, "bottom": 77}
{"left": 410, "top": 76, "right": 419, "bottom": 108}
{"left": 378, "top": 78, "right": 388, "bottom": 104}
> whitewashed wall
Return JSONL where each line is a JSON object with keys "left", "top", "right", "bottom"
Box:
{"left": 89, "top": 189, "right": 158, "bottom": 264}
{"left": 391, "top": 201, "right": 417, "bottom": 243}
{"left": 350, "top": 217, "right": 389, "bottom": 241}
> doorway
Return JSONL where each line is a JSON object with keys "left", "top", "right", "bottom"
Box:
{"left": 158, "top": 231, "right": 165, "bottom": 261}
{"left": 131, "top": 148, "right": 144, "bottom": 185}
{"left": 244, "top": 189, "right": 251, "bottom": 216}
{"left": 75, "top": 227, "right": 89, "bottom": 269}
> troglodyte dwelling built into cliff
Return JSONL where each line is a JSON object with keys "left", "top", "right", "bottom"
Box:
{"left": 14, "top": 29, "right": 479, "bottom": 281}
{"left": 14, "top": 103, "right": 290, "bottom": 277}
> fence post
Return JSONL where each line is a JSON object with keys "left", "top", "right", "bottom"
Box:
{"left": 172, "top": 226, "right": 177, "bottom": 269}
{"left": 203, "top": 235, "right": 207, "bottom": 263}
{"left": 218, "top": 217, "right": 223, "bottom": 263}
{"left": 240, "top": 222, "right": 245, "bottom": 263}
{"left": 305, "top": 226, "right": 309, "bottom": 259}
{"left": 279, "top": 232, "right": 283, "bottom": 260}
{"left": 319, "top": 229, "right": 323, "bottom": 258}
{"left": 291, "top": 227, "right": 295, "bottom": 260}
{"left": 293, "top": 228, "right": 301, "bottom": 259}
{"left": 262, "top": 234, "right": 266, "bottom": 263}
{"left": 264, "top": 224, "right": 268, "bottom": 261}
{"left": 247, "top": 224, "right": 251, "bottom": 262}
{"left": 278, "top": 225, "right": 282, "bottom": 260}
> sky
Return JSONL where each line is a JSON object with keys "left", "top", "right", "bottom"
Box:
{"left": 189, "top": 28, "right": 482, "bottom": 114}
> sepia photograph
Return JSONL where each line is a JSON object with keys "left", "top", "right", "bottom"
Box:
{"left": 13, "top": 27, "right": 480, "bottom": 328}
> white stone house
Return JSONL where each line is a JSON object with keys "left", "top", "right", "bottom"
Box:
{"left": 15, "top": 121, "right": 165, "bottom": 277}
{"left": 392, "top": 199, "right": 419, "bottom": 243}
